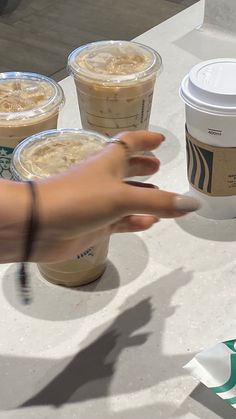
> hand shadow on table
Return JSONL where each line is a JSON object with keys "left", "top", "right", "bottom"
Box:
{"left": 174, "top": 383, "right": 236, "bottom": 419}
{"left": 0, "top": 267, "right": 194, "bottom": 412}
{"left": 2, "top": 233, "right": 150, "bottom": 321}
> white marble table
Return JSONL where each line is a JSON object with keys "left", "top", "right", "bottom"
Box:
{"left": 1, "top": 1, "right": 236, "bottom": 418}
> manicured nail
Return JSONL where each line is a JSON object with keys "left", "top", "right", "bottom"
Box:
{"left": 174, "top": 195, "right": 200, "bottom": 213}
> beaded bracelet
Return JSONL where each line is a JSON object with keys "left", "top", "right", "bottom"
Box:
{"left": 18, "top": 180, "right": 39, "bottom": 304}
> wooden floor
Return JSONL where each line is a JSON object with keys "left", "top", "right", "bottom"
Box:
{"left": 0, "top": 0, "right": 198, "bottom": 81}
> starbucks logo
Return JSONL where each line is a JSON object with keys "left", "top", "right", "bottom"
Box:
{"left": 0, "top": 147, "right": 13, "bottom": 179}
{"left": 211, "top": 340, "right": 236, "bottom": 406}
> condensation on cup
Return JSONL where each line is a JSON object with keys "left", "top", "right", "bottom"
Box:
{"left": 67, "top": 40, "right": 162, "bottom": 136}
{"left": 11, "top": 128, "right": 109, "bottom": 287}
{"left": 0, "top": 72, "right": 65, "bottom": 179}
{"left": 180, "top": 58, "right": 236, "bottom": 219}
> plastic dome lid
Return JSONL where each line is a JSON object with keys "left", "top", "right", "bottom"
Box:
{"left": 11, "top": 128, "right": 107, "bottom": 180}
{"left": 180, "top": 59, "right": 236, "bottom": 116}
{"left": 0, "top": 72, "right": 65, "bottom": 122}
{"left": 68, "top": 40, "right": 162, "bottom": 84}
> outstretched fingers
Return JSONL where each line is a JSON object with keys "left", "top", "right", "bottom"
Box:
{"left": 115, "top": 130, "right": 165, "bottom": 153}
{"left": 120, "top": 184, "right": 200, "bottom": 218}
{"left": 111, "top": 215, "right": 159, "bottom": 233}
{"left": 125, "top": 155, "right": 160, "bottom": 177}
{"left": 99, "top": 131, "right": 165, "bottom": 175}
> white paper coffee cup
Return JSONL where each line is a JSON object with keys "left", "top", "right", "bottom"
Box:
{"left": 180, "top": 58, "right": 236, "bottom": 219}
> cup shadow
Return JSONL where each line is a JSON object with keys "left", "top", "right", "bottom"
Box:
{"left": 2, "top": 233, "right": 149, "bottom": 321}
{"left": 175, "top": 209, "right": 236, "bottom": 242}
{"left": 127, "top": 125, "right": 181, "bottom": 184}
{"left": 149, "top": 124, "right": 181, "bottom": 166}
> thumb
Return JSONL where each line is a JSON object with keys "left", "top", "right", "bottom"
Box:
{"left": 121, "top": 185, "right": 200, "bottom": 218}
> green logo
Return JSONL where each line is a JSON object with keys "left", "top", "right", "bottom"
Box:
{"left": 210, "top": 339, "right": 236, "bottom": 405}
{"left": 0, "top": 147, "right": 14, "bottom": 179}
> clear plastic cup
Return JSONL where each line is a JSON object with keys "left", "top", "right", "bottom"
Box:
{"left": 0, "top": 72, "right": 65, "bottom": 179}
{"left": 11, "top": 128, "right": 109, "bottom": 287}
{"left": 180, "top": 58, "right": 236, "bottom": 219}
{"left": 68, "top": 40, "right": 162, "bottom": 136}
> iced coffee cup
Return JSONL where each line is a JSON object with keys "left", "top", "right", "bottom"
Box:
{"left": 11, "top": 128, "right": 109, "bottom": 287}
{"left": 68, "top": 40, "right": 162, "bottom": 136}
{"left": 0, "top": 72, "right": 64, "bottom": 179}
{"left": 180, "top": 58, "right": 236, "bottom": 219}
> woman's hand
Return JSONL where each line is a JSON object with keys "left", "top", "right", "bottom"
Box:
{"left": 0, "top": 130, "right": 199, "bottom": 263}
{"left": 32, "top": 130, "right": 199, "bottom": 262}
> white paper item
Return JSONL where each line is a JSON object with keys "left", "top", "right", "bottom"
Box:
{"left": 184, "top": 340, "right": 236, "bottom": 408}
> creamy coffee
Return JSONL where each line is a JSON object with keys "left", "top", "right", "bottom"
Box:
{"left": 13, "top": 132, "right": 105, "bottom": 178}
{"left": 0, "top": 72, "right": 64, "bottom": 179}
{"left": 68, "top": 40, "right": 162, "bottom": 136}
{"left": 11, "top": 129, "right": 109, "bottom": 287}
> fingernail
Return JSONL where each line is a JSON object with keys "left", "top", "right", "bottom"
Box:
{"left": 174, "top": 195, "right": 200, "bottom": 212}
{"left": 161, "top": 135, "right": 165, "bottom": 142}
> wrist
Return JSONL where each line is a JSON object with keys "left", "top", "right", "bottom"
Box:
{"left": 0, "top": 179, "right": 30, "bottom": 262}
{"left": 35, "top": 176, "right": 79, "bottom": 240}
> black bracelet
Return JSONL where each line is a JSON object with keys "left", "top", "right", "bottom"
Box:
{"left": 18, "top": 180, "right": 39, "bottom": 305}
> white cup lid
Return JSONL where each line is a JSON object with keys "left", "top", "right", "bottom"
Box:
{"left": 180, "top": 59, "right": 236, "bottom": 115}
